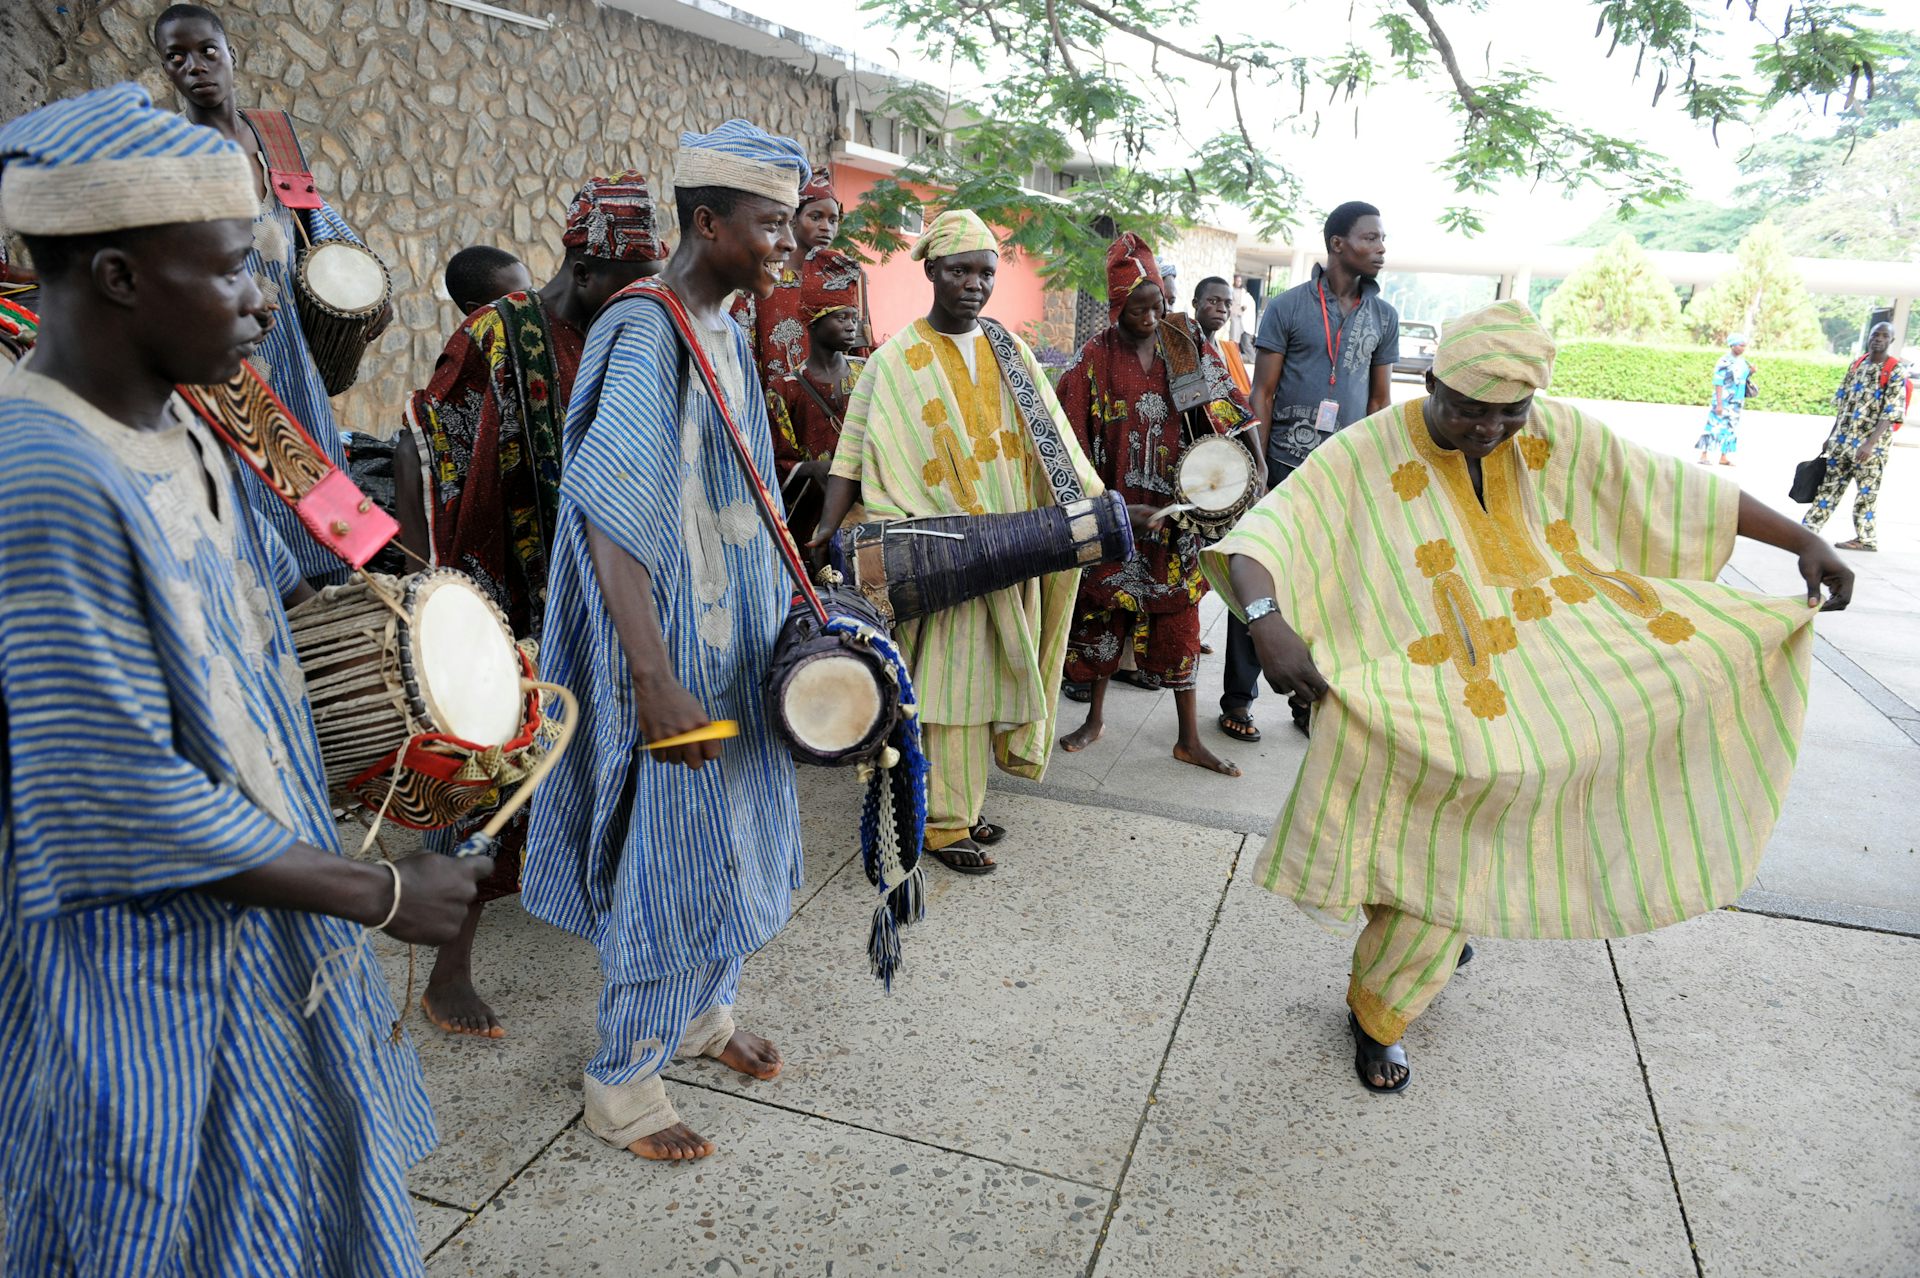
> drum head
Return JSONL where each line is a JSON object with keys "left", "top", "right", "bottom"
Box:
{"left": 305, "top": 241, "right": 388, "bottom": 314}
{"left": 1179, "top": 436, "right": 1254, "bottom": 513}
{"left": 784, "top": 652, "right": 883, "bottom": 755}
{"left": 411, "top": 576, "right": 523, "bottom": 747}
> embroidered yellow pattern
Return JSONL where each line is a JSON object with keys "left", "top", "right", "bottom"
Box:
{"left": 1415, "top": 539, "right": 1457, "bottom": 578}
{"left": 1546, "top": 518, "right": 1701, "bottom": 644}
{"left": 905, "top": 342, "right": 934, "bottom": 371}
{"left": 1404, "top": 400, "right": 1549, "bottom": 589}
{"left": 1464, "top": 679, "right": 1508, "bottom": 720}
{"left": 1648, "top": 610, "right": 1696, "bottom": 644}
{"left": 1391, "top": 461, "right": 1429, "bottom": 501}
{"left": 1518, "top": 434, "right": 1550, "bottom": 470}
{"left": 1407, "top": 566, "right": 1512, "bottom": 718}
{"left": 1512, "top": 585, "right": 1552, "bottom": 621}
{"left": 1551, "top": 574, "right": 1595, "bottom": 604}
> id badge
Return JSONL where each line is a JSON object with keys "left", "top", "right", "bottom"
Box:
{"left": 1314, "top": 399, "right": 1341, "bottom": 436}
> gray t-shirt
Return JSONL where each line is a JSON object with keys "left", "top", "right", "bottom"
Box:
{"left": 1255, "top": 264, "right": 1399, "bottom": 469}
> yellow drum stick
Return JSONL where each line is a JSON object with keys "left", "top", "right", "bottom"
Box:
{"left": 644, "top": 719, "right": 740, "bottom": 751}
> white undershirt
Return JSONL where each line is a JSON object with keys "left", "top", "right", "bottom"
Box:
{"left": 934, "top": 323, "right": 982, "bottom": 378}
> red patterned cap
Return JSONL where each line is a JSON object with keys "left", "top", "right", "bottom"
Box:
{"left": 562, "top": 170, "right": 668, "bottom": 262}
{"left": 797, "top": 168, "right": 836, "bottom": 209}
{"left": 1105, "top": 232, "right": 1164, "bottom": 322}
{"left": 799, "top": 247, "right": 861, "bottom": 321}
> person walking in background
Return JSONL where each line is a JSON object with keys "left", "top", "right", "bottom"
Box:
{"left": 153, "top": 2, "right": 390, "bottom": 585}
{"left": 1696, "top": 333, "right": 1751, "bottom": 466}
{"left": 1219, "top": 200, "right": 1397, "bottom": 744}
{"left": 1803, "top": 320, "right": 1906, "bottom": 553}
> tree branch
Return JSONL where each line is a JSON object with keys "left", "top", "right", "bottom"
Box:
{"left": 1044, "top": 0, "right": 1083, "bottom": 78}
{"left": 1404, "top": 0, "right": 1486, "bottom": 116}
{"left": 1068, "top": 0, "right": 1237, "bottom": 71}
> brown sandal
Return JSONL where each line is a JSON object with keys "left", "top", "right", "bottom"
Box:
{"left": 930, "top": 838, "right": 997, "bottom": 875}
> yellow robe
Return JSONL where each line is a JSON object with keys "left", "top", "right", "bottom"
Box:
{"left": 830, "top": 319, "right": 1102, "bottom": 778}
{"left": 1203, "top": 397, "right": 1816, "bottom": 940}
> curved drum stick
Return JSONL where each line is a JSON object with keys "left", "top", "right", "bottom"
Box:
{"left": 453, "top": 680, "right": 578, "bottom": 859}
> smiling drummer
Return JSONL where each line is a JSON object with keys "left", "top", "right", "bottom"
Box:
{"left": 1204, "top": 299, "right": 1853, "bottom": 1095}
{"left": 153, "top": 2, "right": 390, "bottom": 586}
{"left": 0, "top": 82, "right": 489, "bottom": 1274}
{"left": 1056, "top": 233, "right": 1249, "bottom": 780}
{"left": 523, "top": 120, "right": 809, "bottom": 1165}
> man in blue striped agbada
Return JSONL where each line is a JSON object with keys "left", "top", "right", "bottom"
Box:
{"left": 524, "top": 121, "right": 811, "bottom": 1163}
{"left": 0, "top": 84, "right": 489, "bottom": 1275}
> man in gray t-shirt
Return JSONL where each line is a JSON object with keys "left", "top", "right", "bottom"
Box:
{"left": 1222, "top": 201, "right": 1398, "bottom": 741}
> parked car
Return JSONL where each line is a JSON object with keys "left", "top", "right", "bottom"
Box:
{"left": 1395, "top": 320, "right": 1438, "bottom": 376}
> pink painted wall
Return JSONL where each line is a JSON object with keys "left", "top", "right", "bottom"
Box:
{"left": 830, "top": 160, "right": 1049, "bottom": 347}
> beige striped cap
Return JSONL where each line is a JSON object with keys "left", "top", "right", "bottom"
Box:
{"left": 1432, "top": 299, "right": 1556, "bottom": 404}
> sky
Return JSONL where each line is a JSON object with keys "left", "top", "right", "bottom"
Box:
{"left": 722, "top": 0, "right": 1844, "bottom": 252}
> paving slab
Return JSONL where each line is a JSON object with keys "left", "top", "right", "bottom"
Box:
{"left": 669, "top": 791, "right": 1243, "bottom": 1187}
{"left": 375, "top": 902, "right": 600, "bottom": 1209}
{"left": 1612, "top": 911, "right": 1920, "bottom": 1278}
{"left": 424, "top": 1088, "right": 1105, "bottom": 1276}
{"left": 1096, "top": 876, "right": 1692, "bottom": 1278}
{"left": 412, "top": 1196, "right": 470, "bottom": 1257}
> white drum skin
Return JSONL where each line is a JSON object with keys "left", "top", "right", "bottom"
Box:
{"left": 412, "top": 577, "right": 523, "bottom": 748}
{"left": 782, "top": 652, "right": 884, "bottom": 754}
{"left": 303, "top": 240, "right": 387, "bottom": 314}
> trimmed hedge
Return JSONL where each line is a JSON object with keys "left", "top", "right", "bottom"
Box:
{"left": 1547, "top": 340, "right": 1851, "bottom": 417}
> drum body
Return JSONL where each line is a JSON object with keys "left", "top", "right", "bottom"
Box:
{"left": 1174, "top": 434, "right": 1258, "bottom": 541}
{"left": 765, "top": 588, "right": 901, "bottom": 768}
{"left": 838, "top": 490, "right": 1134, "bottom": 625}
{"left": 289, "top": 569, "right": 545, "bottom": 827}
{"left": 295, "top": 240, "right": 390, "bottom": 397}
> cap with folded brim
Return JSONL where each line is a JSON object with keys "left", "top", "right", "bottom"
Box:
{"left": 1431, "top": 299, "right": 1556, "bottom": 404}
{"left": 0, "top": 82, "right": 256, "bottom": 237}
{"left": 674, "top": 119, "right": 810, "bottom": 209}
{"left": 911, "top": 209, "right": 998, "bottom": 262}
{"left": 562, "top": 170, "right": 668, "bottom": 262}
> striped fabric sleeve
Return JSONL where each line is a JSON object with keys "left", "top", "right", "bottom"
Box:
{"left": 559, "top": 303, "right": 695, "bottom": 575}
{"left": 0, "top": 459, "right": 297, "bottom": 920}
{"left": 829, "top": 336, "right": 883, "bottom": 483}
{"left": 1543, "top": 400, "right": 1740, "bottom": 582}
{"left": 251, "top": 509, "right": 304, "bottom": 602}
{"left": 1200, "top": 453, "right": 1340, "bottom": 630}
{"left": 307, "top": 197, "right": 362, "bottom": 247}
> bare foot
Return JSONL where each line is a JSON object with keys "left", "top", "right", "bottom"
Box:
{"left": 1173, "top": 740, "right": 1240, "bottom": 777}
{"left": 626, "top": 1122, "right": 715, "bottom": 1161}
{"left": 1059, "top": 720, "right": 1103, "bottom": 753}
{"left": 716, "top": 1029, "right": 783, "bottom": 1081}
{"left": 421, "top": 985, "right": 505, "bottom": 1039}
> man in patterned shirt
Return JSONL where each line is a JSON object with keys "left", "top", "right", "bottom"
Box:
{"left": 1803, "top": 320, "right": 1906, "bottom": 552}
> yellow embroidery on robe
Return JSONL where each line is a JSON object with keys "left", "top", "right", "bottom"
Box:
{"left": 1391, "top": 461, "right": 1429, "bottom": 501}
{"left": 1552, "top": 573, "right": 1594, "bottom": 604}
{"left": 1648, "top": 610, "right": 1696, "bottom": 644}
{"left": 1519, "top": 435, "right": 1550, "bottom": 470}
{"left": 1407, "top": 406, "right": 1550, "bottom": 589}
{"left": 1415, "top": 540, "right": 1456, "bottom": 578}
{"left": 1512, "top": 585, "right": 1552, "bottom": 621}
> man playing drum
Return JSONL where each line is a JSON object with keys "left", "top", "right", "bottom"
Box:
{"left": 0, "top": 83, "right": 489, "bottom": 1274}
{"left": 1056, "top": 234, "right": 1247, "bottom": 778}
{"left": 813, "top": 209, "right": 1105, "bottom": 876}
{"left": 154, "top": 3, "right": 391, "bottom": 586}
{"left": 405, "top": 173, "right": 667, "bottom": 1040}
{"left": 524, "top": 121, "right": 810, "bottom": 1163}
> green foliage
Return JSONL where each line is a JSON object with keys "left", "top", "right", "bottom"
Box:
{"left": 1547, "top": 340, "right": 1850, "bottom": 416}
{"left": 847, "top": 0, "right": 1904, "bottom": 277}
{"left": 1770, "top": 121, "right": 1920, "bottom": 261}
{"left": 1685, "top": 222, "right": 1826, "bottom": 352}
{"left": 1570, "top": 198, "right": 1763, "bottom": 253}
{"left": 1540, "top": 233, "right": 1683, "bottom": 342}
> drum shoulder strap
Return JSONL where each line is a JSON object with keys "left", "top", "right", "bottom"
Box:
{"left": 243, "top": 109, "right": 324, "bottom": 212}
{"left": 792, "top": 368, "right": 845, "bottom": 431}
{"left": 177, "top": 366, "right": 397, "bottom": 569}
{"left": 977, "top": 317, "right": 1084, "bottom": 507}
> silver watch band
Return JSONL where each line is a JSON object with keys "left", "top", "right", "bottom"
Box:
{"left": 1244, "top": 596, "right": 1279, "bottom": 623}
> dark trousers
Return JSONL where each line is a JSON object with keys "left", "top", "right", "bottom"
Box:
{"left": 1220, "top": 460, "right": 1296, "bottom": 716}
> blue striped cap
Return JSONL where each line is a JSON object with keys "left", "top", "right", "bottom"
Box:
{"left": 674, "top": 119, "right": 810, "bottom": 207}
{"left": 0, "top": 82, "right": 257, "bottom": 236}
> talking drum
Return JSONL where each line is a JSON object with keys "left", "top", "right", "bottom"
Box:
{"left": 295, "top": 239, "right": 390, "bottom": 396}
{"left": 837, "top": 490, "right": 1135, "bottom": 626}
{"left": 1172, "top": 434, "right": 1259, "bottom": 541}
{"left": 764, "top": 588, "right": 902, "bottom": 768}
{"left": 288, "top": 569, "right": 550, "bottom": 828}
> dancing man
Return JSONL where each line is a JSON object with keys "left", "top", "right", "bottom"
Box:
{"left": 406, "top": 173, "right": 667, "bottom": 1039}
{"left": 814, "top": 209, "right": 1104, "bottom": 875}
{"left": 764, "top": 245, "right": 865, "bottom": 546}
{"left": 154, "top": 2, "right": 390, "bottom": 584}
{"left": 524, "top": 121, "right": 810, "bottom": 1163}
{"left": 1206, "top": 300, "right": 1851, "bottom": 1093}
{"left": 0, "top": 83, "right": 487, "bottom": 1273}
{"left": 1057, "top": 234, "right": 1243, "bottom": 778}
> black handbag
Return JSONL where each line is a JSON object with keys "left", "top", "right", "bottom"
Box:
{"left": 1789, "top": 455, "right": 1828, "bottom": 504}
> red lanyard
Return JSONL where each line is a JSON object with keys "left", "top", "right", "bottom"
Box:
{"left": 1316, "top": 281, "right": 1341, "bottom": 388}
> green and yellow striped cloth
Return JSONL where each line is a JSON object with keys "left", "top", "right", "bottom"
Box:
{"left": 1203, "top": 397, "right": 1815, "bottom": 939}
{"left": 832, "top": 319, "right": 1103, "bottom": 777}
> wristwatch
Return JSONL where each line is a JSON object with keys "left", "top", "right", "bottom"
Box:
{"left": 1244, "top": 596, "right": 1280, "bottom": 624}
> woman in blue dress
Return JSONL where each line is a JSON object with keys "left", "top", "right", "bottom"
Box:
{"left": 1697, "top": 332, "right": 1751, "bottom": 466}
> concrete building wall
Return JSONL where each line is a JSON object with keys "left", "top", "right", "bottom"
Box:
{"left": 37, "top": 0, "right": 840, "bottom": 434}
{"left": 1161, "top": 225, "right": 1239, "bottom": 310}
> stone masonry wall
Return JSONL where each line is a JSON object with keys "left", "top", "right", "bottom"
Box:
{"left": 40, "top": 0, "right": 840, "bottom": 435}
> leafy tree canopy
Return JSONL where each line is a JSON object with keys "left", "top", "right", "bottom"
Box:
{"left": 1685, "top": 220, "right": 1826, "bottom": 351}
{"left": 1540, "top": 232, "right": 1683, "bottom": 342}
{"left": 843, "top": 0, "right": 1901, "bottom": 291}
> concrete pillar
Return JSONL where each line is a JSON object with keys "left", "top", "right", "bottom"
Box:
{"left": 1893, "top": 294, "right": 1913, "bottom": 348}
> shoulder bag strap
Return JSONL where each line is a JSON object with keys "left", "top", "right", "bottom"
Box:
{"left": 176, "top": 364, "right": 398, "bottom": 569}
{"left": 977, "top": 317, "right": 1084, "bottom": 507}
{"left": 792, "top": 368, "right": 846, "bottom": 431}
{"left": 614, "top": 280, "right": 828, "bottom": 624}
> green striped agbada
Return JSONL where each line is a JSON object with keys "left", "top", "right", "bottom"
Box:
{"left": 1202, "top": 394, "right": 1816, "bottom": 939}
